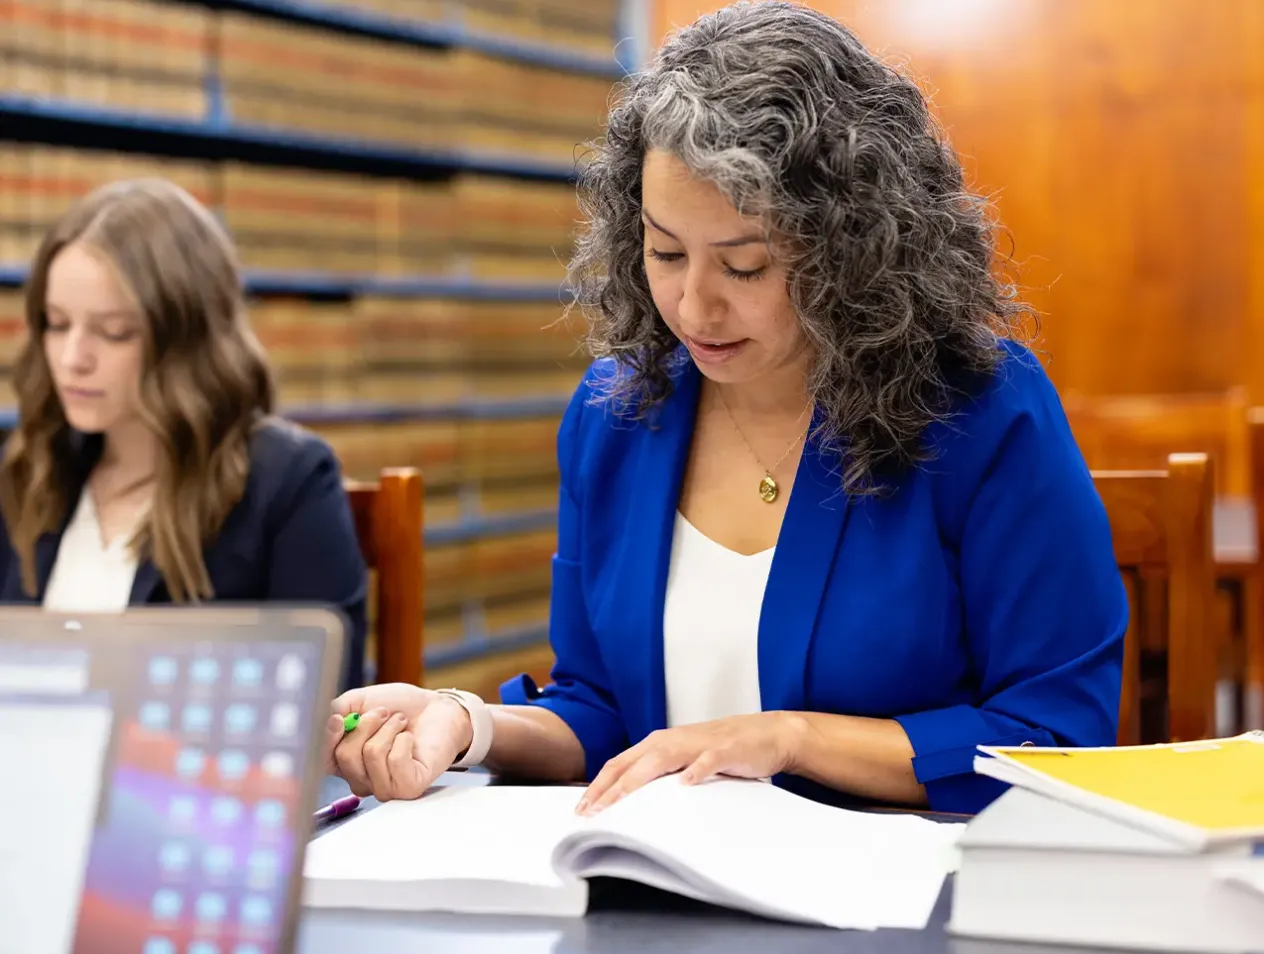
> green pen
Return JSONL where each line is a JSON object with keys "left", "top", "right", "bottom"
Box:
{"left": 343, "top": 712, "right": 361, "bottom": 732}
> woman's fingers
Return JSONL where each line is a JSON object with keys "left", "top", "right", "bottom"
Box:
{"left": 331, "top": 707, "right": 391, "bottom": 796}
{"left": 321, "top": 713, "right": 345, "bottom": 775}
{"left": 388, "top": 730, "right": 429, "bottom": 799}
{"left": 363, "top": 713, "right": 409, "bottom": 799}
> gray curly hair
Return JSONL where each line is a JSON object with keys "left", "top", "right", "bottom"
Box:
{"left": 567, "top": 0, "right": 1035, "bottom": 494}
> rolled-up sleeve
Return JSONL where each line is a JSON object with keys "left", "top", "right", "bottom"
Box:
{"left": 895, "top": 374, "right": 1128, "bottom": 814}
{"left": 499, "top": 380, "right": 629, "bottom": 779}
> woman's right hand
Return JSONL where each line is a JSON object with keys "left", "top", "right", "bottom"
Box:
{"left": 322, "top": 683, "right": 475, "bottom": 801}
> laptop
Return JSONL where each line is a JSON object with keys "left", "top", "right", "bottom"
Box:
{"left": 0, "top": 606, "right": 346, "bottom": 954}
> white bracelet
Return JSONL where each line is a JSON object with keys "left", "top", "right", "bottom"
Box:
{"left": 435, "top": 688, "right": 493, "bottom": 769}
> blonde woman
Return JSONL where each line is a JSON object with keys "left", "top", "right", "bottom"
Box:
{"left": 0, "top": 178, "right": 368, "bottom": 690}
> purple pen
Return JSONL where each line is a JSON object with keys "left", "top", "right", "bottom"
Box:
{"left": 313, "top": 794, "right": 361, "bottom": 823}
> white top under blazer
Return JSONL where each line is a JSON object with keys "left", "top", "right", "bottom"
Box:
{"left": 662, "top": 511, "right": 774, "bottom": 727}
{"left": 42, "top": 490, "right": 140, "bottom": 613}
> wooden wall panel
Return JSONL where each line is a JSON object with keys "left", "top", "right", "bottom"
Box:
{"left": 651, "top": 0, "right": 1264, "bottom": 400}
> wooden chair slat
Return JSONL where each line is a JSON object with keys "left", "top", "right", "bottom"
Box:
{"left": 1093, "top": 453, "right": 1217, "bottom": 744}
{"left": 345, "top": 468, "right": 425, "bottom": 687}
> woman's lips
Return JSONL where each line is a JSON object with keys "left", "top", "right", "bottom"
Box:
{"left": 685, "top": 336, "right": 749, "bottom": 364}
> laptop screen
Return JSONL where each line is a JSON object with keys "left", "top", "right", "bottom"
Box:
{"left": 0, "top": 609, "right": 343, "bottom": 954}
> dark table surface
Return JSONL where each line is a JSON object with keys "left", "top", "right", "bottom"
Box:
{"left": 294, "top": 775, "right": 1137, "bottom": 954}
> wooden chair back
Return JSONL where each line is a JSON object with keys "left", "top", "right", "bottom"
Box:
{"left": 345, "top": 468, "right": 425, "bottom": 687}
{"left": 1066, "top": 389, "right": 1250, "bottom": 497}
{"left": 1092, "top": 453, "right": 1217, "bottom": 745}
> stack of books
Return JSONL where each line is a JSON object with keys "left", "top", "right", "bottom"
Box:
{"left": 951, "top": 732, "right": 1264, "bottom": 952}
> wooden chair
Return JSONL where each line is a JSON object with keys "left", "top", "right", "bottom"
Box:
{"left": 1244, "top": 410, "right": 1264, "bottom": 727}
{"left": 1064, "top": 389, "right": 1250, "bottom": 497}
{"left": 345, "top": 468, "right": 425, "bottom": 687}
{"left": 1065, "top": 389, "right": 1264, "bottom": 734}
{"left": 1092, "top": 453, "right": 1218, "bottom": 745}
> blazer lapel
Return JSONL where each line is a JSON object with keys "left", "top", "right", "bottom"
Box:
{"left": 24, "top": 483, "right": 84, "bottom": 602}
{"left": 129, "top": 560, "right": 162, "bottom": 604}
{"left": 615, "top": 358, "right": 701, "bottom": 739}
{"left": 758, "top": 416, "right": 851, "bottom": 714}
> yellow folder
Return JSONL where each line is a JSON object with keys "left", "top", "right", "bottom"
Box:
{"left": 975, "top": 731, "right": 1264, "bottom": 847}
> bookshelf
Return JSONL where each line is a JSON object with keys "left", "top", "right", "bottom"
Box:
{"left": 0, "top": 0, "right": 632, "bottom": 692}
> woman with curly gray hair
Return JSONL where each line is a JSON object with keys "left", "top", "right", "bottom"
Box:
{"left": 325, "top": 1, "right": 1127, "bottom": 817}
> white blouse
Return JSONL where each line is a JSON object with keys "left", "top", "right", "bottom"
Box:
{"left": 662, "top": 511, "right": 774, "bottom": 727}
{"left": 42, "top": 490, "right": 140, "bottom": 613}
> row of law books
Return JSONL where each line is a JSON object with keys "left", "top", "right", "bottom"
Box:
{"left": 312, "top": 414, "right": 565, "bottom": 491}
{"left": 0, "top": 145, "right": 584, "bottom": 281}
{"left": 1, "top": 0, "right": 617, "bottom": 163}
{"left": 218, "top": 15, "right": 612, "bottom": 162}
{"left": 253, "top": 296, "right": 586, "bottom": 407}
{"left": 0, "top": 0, "right": 210, "bottom": 118}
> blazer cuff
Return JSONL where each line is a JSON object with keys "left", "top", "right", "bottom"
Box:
{"left": 895, "top": 703, "right": 1051, "bottom": 784}
{"left": 499, "top": 674, "right": 627, "bottom": 781}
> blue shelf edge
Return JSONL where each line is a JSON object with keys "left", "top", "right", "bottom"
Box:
{"left": 0, "top": 264, "right": 572, "bottom": 303}
{"left": 426, "top": 507, "right": 557, "bottom": 546}
{"left": 425, "top": 621, "right": 550, "bottom": 669}
{"left": 0, "top": 395, "right": 571, "bottom": 431}
{"left": 213, "top": 0, "right": 627, "bottom": 77}
{"left": 282, "top": 395, "right": 571, "bottom": 425}
{"left": 0, "top": 96, "right": 581, "bottom": 182}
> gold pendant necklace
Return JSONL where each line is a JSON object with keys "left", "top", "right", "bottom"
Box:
{"left": 715, "top": 389, "right": 813, "bottom": 504}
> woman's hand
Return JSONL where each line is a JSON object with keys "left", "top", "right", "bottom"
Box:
{"left": 323, "top": 684, "right": 474, "bottom": 801}
{"left": 576, "top": 712, "right": 803, "bottom": 814}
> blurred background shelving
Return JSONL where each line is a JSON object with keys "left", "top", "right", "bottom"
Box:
{"left": 0, "top": 0, "right": 643, "bottom": 696}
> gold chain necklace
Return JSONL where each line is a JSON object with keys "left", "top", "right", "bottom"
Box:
{"left": 714, "top": 389, "right": 813, "bottom": 504}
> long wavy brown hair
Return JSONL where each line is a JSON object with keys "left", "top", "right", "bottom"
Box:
{"left": 0, "top": 178, "right": 276, "bottom": 600}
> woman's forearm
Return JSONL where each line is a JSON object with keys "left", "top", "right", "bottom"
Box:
{"left": 481, "top": 705, "right": 587, "bottom": 782}
{"left": 781, "top": 711, "right": 928, "bottom": 806}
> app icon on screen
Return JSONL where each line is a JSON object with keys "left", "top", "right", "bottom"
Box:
{"left": 191, "top": 657, "right": 220, "bottom": 686}
{"left": 202, "top": 845, "right": 234, "bottom": 878}
{"left": 224, "top": 703, "right": 258, "bottom": 734}
{"left": 240, "top": 896, "right": 273, "bottom": 928}
{"left": 246, "top": 849, "right": 279, "bottom": 890}
{"left": 176, "top": 748, "right": 206, "bottom": 780}
{"left": 233, "top": 658, "right": 264, "bottom": 689}
{"left": 269, "top": 703, "right": 298, "bottom": 737}
{"left": 195, "top": 892, "right": 227, "bottom": 924}
{"left": 260, "top": 752, "right": 293, "bottom": 779}
{"left": 275, "top": 655, "right": 305, "bottom": 691}
{"left": 138, "top": 701, "right": 171, "bottom": 731}
{"left": 217, "top": 750, "right": 250, "bottom": 781}
{"left": 210, "top": 797, "right": 243, "bottom": 826}
{"left": 151, "top": 889, "right": 183, "bottom": 921}
{"left": 142, "top": 939, "right": 176, "bottom": 954}
{"left": 254, "top": 799, "right": 285, "bottom": 828}
{"left": 158, "top": 841, "right": 192, "bottom": 874}
{"left": 148, "top": 656, "right": 178, "bottom": 686}
{"left": 169, "top": 795, "right": 197, "bottom": 824}
{"left": 182, "top": 703, "right": 213, "bottom": 733}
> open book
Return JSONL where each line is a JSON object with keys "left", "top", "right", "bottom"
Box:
{"left": 301, "top": 775, "right": 963, "bottom": 930}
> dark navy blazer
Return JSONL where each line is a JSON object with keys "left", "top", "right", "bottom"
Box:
{"left": 0, "top": 419, "right": 369, "bottom": 692}
{"left": 501, "top": 341, "right": 1128, "bottom": 815}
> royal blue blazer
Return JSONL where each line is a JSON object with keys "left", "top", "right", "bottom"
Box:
{"left": 501, "top": 340, "right": 1128, "bottom": 815}
{"left": 0, "top": 420, "right": 369, "bottom": 691}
